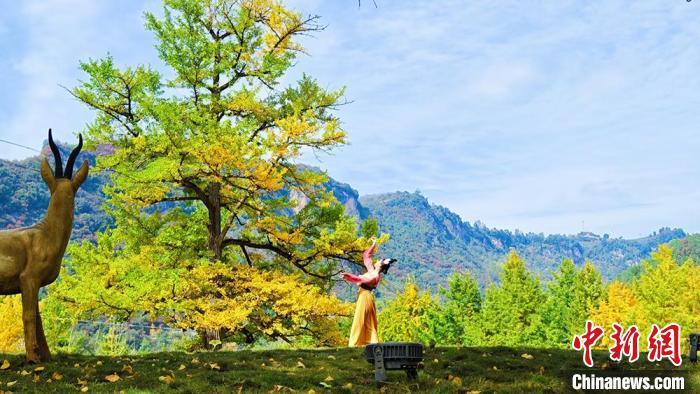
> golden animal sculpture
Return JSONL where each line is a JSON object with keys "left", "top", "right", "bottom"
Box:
{"left": 0, "top": 130, "right": 88, "bottom": 362}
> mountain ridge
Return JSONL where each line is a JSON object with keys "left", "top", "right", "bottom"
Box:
{"left": 0, "top": 146, "right": 687, "bottom": 290}
{"left": 353, "top": 190, "right": 684, "bottom": 288}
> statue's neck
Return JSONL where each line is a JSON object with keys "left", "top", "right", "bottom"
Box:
{"left": 39, "top": 192, "right": 75, "bottom": 249}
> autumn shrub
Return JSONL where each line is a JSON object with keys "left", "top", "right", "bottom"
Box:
{"left": 0, "top": 295, "right": 24, "bottom": 353}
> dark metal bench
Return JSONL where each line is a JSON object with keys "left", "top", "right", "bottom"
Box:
{"left": 690, "top": 333, "right": 699, "bottom": 363}
{"left": 365, "top": 342, "right": 423, "bottom": 386}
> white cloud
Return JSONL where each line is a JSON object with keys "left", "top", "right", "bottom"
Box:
{"left": 469, "top": 62, "right": 536, "bottom": 98}
{"left": 2, "top": 0, "right": 699, "bottom": 237}
{"left": 0, "top": 1, "right": 156, "bottom": 157}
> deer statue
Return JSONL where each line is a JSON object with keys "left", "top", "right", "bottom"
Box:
{"left": 0, "top": 129, "right": 88, "bottom": 363}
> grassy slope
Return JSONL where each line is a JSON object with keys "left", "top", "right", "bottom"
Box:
{"left": 0, "top": 347, "right": 698, "bottom": 393}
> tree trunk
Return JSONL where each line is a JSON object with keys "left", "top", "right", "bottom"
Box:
{"left": 200, "top": 329, "right": 210, "bottom": 350}
{"left": 207, "top": 182, "right": 222, "bottom": 261}
{"left": 202, "top": 182, "right": 223, "bottom": 350}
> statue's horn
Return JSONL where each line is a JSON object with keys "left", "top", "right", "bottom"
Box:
{"left": 64, "top": 133, "right": 83, "bottom": 179}
{"left": 48, "top": 129, "right": 63, "bottom": 178}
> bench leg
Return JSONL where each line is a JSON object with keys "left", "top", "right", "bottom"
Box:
{"left": 690, "top": 334, "right": 698, "bottom": 363}
{"left": 405, "top": 367, "right": 418, "bottom": 382}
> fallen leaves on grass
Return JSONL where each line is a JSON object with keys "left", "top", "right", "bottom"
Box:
{"left": 159, "top": 374, "right": 176, "bottom": 385}
{"left": 33, "top": 366, "right": 45, "bottom": 373}
{"left": 296, "top": 361, "right": 306, "bottom": 369}
{"left": 121, "top": 364, "right": 134, "bottom": 375}
{"left": 521, "top": 353, "right": 534, "bottom": 360}
{"left": 104, "top": 373, "right": 121, "bottom": 383}
{"left": 51, "top": 371, "right": 63, "bottom": 381}
{"left": 0, "top": 360, "right": 9, "bottom": 370}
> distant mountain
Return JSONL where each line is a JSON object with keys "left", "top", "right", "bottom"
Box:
{"left": 0, "top": 144, "right": 111, "bottom": 241}
{"left": 616, "top": 234, "right": 700, "bottom": 282}
{"left": 358, "top": 191, "right": 686, "bottom": 288}
{"left": 1, "top": 147, "right": 688, "bottom": 291}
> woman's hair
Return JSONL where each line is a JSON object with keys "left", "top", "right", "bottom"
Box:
{"left": 378, "top": 258, "right": 396, "bottom": 274}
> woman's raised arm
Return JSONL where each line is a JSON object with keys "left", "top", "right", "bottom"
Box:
{"left": 362, "top": 239, "right": 377, "bottom": 272}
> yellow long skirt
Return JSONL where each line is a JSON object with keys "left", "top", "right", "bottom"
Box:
{"left": 348, "top": 288, "right": 380, "bottom": 347}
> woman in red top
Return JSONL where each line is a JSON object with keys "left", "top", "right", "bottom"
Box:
{"left": 341, "top": 239, "right": 393, "bottom": 347}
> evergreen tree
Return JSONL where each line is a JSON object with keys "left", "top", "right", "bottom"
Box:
{"left": 539, "top": 259, "right": 577, "bottom": 347}
{"left": 571, "top": 261, "right": 603, "bottom": 331}
{"left": 424, "top": 272, "right": 481, "bottom": 345}
{"left": 473, "top": 251, "right": 545, "bottom": 346}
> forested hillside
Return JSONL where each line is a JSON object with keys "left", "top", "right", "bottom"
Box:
{"left": 0, "top": 143, "right": 111, "bottom": 240}
{"left": 0, "top": 147, "right": 687, "bottom": 291}
{"left": 361, "top": 191, "right": 686, "bottom": 289}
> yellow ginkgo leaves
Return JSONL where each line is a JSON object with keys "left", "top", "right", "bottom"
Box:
{"left": 159, "top": 374, "right": 176, "bottom": 385}
{"left": 0, "top": 296, "right": 24, "bottom": 353}
{"left": 104, "top": 373, "right": 121, "bottom": 383}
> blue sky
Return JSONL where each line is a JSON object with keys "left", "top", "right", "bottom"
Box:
{"left": 1, "top": 0, "right": 699, "bottom": 238}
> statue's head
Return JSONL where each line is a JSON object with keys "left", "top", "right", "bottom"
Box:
{"left": 40, "top": 129, "right": 89, "bottom": 197}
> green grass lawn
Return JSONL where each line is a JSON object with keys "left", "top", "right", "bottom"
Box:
{"left": 0, "top": 347, "right": 697, "bottom": 393}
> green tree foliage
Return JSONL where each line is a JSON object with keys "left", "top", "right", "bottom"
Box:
{"left": 378, "top": 279, "right": 436, "bottom": 343}
{"left": 668, "top": 234, "right": 700, "bottom": 264}
{"left": 532, "top": 259, "right": 603, "bottom": 348}
{"left": 538, "top": 259, "right": 577, "bottom": 346}
{"left": 424, "top": 272, "right": 481, "bottom": 346}
{"left": 470, "top": 251, "right": 544, "bottom": 346}
{"left": 616, "top": 233, "right": 699, "bottom": 282}
{"left": 45, "top": 0, "right": 378, "bottom": 347}
{"left": 571, "top": 261, "right": 603, "bottom": 330}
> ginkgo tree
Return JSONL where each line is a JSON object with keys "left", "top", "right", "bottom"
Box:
{"left": 47, "top": 0, "right": 382, "bottom": 347}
